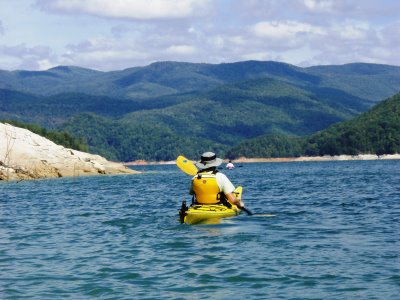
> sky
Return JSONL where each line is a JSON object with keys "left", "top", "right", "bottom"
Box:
{"left": 0, "top": 0, "right": 400, "bottom": 71}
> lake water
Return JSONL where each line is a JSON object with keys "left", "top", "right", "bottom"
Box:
{"left": 1, "top": 160, "right": 399, "bottom": 299}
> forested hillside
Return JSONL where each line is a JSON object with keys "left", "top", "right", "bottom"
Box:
{"left": 0, "top": 89, "right": 143, "bottom": 126}
{"left": 227, "top": 92, "right": 400, "bottom": 158}
{"left": 303, "top": 92, "right": 400, "bottom": 156}
{"left": 1, "top": 61, "right": 400, "bottom": 161}
{"left": 59, "top": 76, "right": 369, "bottom": 161}
{"left": 61, "top": 113, "right": 228, "bottom": 161}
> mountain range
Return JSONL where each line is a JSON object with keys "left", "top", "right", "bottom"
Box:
{"left": 1, "top": 60, "right": 400, "bottom": 161}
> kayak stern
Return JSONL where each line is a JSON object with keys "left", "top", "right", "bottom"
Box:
{"left": 179, "top": 203, "right": 240, "bottom": 225}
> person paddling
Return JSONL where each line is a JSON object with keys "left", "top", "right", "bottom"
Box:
{"left": 189, "top": 152, "right": 244, "bottom": 208}
{"left": 226, "top": 160, "right": 235, "bottom": 170}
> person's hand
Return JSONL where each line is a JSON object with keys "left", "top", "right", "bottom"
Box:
{"left": 237, "top": 200, "right": 245, "bottom": 209}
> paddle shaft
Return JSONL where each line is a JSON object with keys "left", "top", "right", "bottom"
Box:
{"left": 240, "top": 207, "right": 253, "bottom": 216}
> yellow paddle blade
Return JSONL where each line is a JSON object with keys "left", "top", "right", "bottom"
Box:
{"left": 176, "top": 155, "right": 198, "bottom": 176}
{"left": 233, "top": 186, "right": 243, "bottom": 200}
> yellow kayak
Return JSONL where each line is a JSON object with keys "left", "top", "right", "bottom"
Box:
{"left": 179, "top": 186, "right": 242, "bottom": 225}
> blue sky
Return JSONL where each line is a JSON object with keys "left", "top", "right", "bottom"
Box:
{"left": 1, "top": 0, "right": 400, "bottom": 71}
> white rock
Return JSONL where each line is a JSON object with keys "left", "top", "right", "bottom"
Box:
{"left": 0, "top": 123, "right": 139, "bottom": 180}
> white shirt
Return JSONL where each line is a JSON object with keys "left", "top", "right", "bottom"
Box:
{"left": 215, "top": 172, "right": 235, "bottom": 194}
{"left": 226, "top": 162, "right": 234, "bottom": 169}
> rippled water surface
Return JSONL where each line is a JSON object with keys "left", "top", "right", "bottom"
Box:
{"left": 1, "top": 160, "right": 399, "bottom": 299}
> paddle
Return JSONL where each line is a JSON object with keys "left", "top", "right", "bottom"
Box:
{"left": 176, "top": 155, "right": 198, "bottom": 176}
{"left": 176, "top": 155, "right": 253, "bottom": 215}
{"left": 232, "top": 189, "right": 253, "bottom": 216}
{"left": 240, "top": 206, "right": 253, "bottom": 216}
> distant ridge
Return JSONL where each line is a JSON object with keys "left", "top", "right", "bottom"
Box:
{"left": 1, "top": 60, "right": 400, "bottom": 161}
{"left": 1, "top": 60, "right": 399, "bottom": 100}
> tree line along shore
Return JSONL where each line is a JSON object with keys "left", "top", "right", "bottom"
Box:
{"left": 124, "top": 153, "right": 400, "bottom": 166}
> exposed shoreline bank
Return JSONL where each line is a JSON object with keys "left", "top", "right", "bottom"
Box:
{"left": 0, "top": 123, "right": 139, "bottom": 181}
{"left": 125, "top": 154, "right": 400, "bottom": 166}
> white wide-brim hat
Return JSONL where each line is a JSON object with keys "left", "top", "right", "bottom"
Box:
{"left": 195, "top": 152, "right": 223, "bottom": 169}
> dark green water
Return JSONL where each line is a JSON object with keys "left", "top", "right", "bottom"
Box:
{"left": 1, "top": 160, "right": 399, "bottom": 299}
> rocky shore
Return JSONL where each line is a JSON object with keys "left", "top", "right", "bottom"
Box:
{"left": 0, "top": 123, "right": 139, "bottom": 181}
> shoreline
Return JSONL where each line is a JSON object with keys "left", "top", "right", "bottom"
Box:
{"left": 125, "top": 153, "right": 400, "bottom": 165}
{"left": 1, "top": 122, "right": 139, "bottom": 181}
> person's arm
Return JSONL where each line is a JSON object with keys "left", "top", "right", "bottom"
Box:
{"left": 217, "top": 172, "right": 245, "bottom": 207}
{"left": 225, "top": 192, "right": 244, "bottom": 208}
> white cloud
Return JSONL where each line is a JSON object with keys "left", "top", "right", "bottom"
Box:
{"left": 2, "top": 0, "right": 400, "bottom": 71}
{"left": 67, "top": 49, "right": 148, "bottom": 62}
{"left": 334, "top": 22, "right": 369, "bottom": 40}
{"left": 0, "top": 43, "right": 55, "bottom": 70}
{"left": 380, "top": 21, "right": 400, "bottom": 47}
{"left": 251, "top": 21, "right": 324, "bottom": 40}
{"left": 60, "top": 35, "right": 148, "bottom": 69}
{"left": 228, "top": 36, "right": 246, "bottom": 46}
{"left": 166, "top": 45, "right": 196, "bottom": 55}
{"left": 0, "top": 20, "right": 4, "bottom": 35}
{"left": 207, "top": 36, "right": 224, "bottom": 49}
{"left": 37, "top": 59, "right": 56, "bottom": 70}
{"left": 302, "top": 0, "right": 334, "bottom": 12}
{"left": 241, "top": 51, "right": 279, "bottom": 62}
{"left": 0, "top": 44, "right": 50, "bottom": 59}
{"left": 61, "top": 47, "right": 150, "bottom": 70}
{"left": 58, "top": 31, "right": 202, "bottom": 70}
{"left": 243, "top": 15, "right": 400, "bottom": 67}
{"left": 306, "top": 21, "right": 389, "bottom": 66}
{"left": 370, "top": 47, "right": 391, "bottom": 59}
{"left": 35, "top": 0, "right": 211, "bottom": 20}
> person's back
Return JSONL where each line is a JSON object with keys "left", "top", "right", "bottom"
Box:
{"left": 190, "top": 152, "right": 243, "bottom": 208}
{"left": 226, "top": 160, "right": 235, "bottom": 170}
{"left": 192, "top": 169, "right": 220, "bottom": 204}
